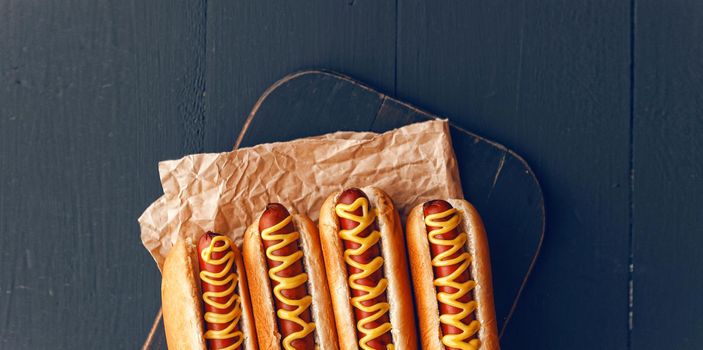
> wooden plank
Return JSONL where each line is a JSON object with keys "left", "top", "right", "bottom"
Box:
{"left": 204, "top": 1, "right": 397, "bottom": 151}
{"left": 0, "top": 0, "right": 206, "bottom": 348}
{"left": 632, "top": 1, "right": 703, "bottom": 348}
{"left": 397, "top": 1, "right": 631, "bottom": 348}
{"left": 370, "top": 98, "right": 546, "bottom": 334}
{"left": 236, "top": 71, "right": 544, "bottom": 336}
{"left": 143, "top": 70, "right": 545, "bottom": 349}
{"left": 234, "top": 71, "right": 386, "bottom": 147}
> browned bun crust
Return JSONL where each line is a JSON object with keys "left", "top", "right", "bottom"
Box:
{"left": 231, "top": 240, "right": 260, "bottom": 350}
{"left": 319, "top": 187, "right": 418, "bottom": 349}
{"left": 161, "top": 237, "right": 258, "bottom": 350}
{"left": 242, "top": 211, "right": 339, "bottom": 350}
{"left": 406, "top": 199, "right": 499, "bottom": 350}
{"left": 161, "top": 238, "right": 206, "bottom": 350}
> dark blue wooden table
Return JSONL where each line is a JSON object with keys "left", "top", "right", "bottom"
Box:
{"left": 1, "top": 1, "right": 701, "bottom": 349}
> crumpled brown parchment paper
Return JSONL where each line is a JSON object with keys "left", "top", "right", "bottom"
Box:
{"left": 139, "top": 119, "right": 463, "bottom": 269}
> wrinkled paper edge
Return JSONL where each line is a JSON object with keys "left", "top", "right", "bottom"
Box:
{"left": 139, "top": 119, "right": 462, "bottom": 269}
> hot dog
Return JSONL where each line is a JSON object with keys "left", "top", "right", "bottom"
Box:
{"left": 161, "top": 233, "right": 258, "bottom": 350}
{"left": 406, "top": 199, "right": 499, "bottom": 350}
{"left": 319, "top": 187, "right": 417, "bottom": 350}
{"left": 243, "top": 203, "right": 338, "bottom": 350}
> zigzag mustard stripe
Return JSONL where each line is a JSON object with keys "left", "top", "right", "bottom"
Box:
{"left": 336, "top": 197, "right": 394, "bottom": 350}
{"left": 425, "top": 208, "right": 480, "bottom": 350}
{"left": 200, "top": 235, "right": 244, "bottom": 350}
{"left": 261, "top": 215, "right": 315, "bottom": 350}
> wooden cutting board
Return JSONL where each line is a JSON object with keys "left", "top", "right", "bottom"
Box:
{"left": 143, "top": 70, "right": 544, "bottom": 349}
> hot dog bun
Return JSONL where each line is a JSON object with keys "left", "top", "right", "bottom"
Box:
{"left": 242, "top": 210, "right": 338, "bottom": 350}
{"left": 319, "top": 187, "right": 418, "bottom": 349}
{"left": 406, "top": 199, "right": 499, "bottom": 350}
{"left": 161, "top": 237, "right": 258, "bottom": 350}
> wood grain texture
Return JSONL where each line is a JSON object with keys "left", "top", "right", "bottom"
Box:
{"left": 0, "top": 0, "right": 205, "bottom": 348}
{"left": 235, "top": 71, "right": 386, "bottom": 146}
{"left": 396, "top": 1, "right": 631, "bottom": 349}
{"left": 204, "top": 0, "right": 397, "bottom": 152}
{"left": 632, "top": 0, "right": 703, "bottom": 348}
{"left": 2, "top": 0, "right": 702, "bottom": 349}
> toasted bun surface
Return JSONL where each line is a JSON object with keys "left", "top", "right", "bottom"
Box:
{"left": 232, "top": 241, "right": 260, "bottom": 350}
{"left": 406, "top": 199, "right": 499, "bottom": 350}
{"left": 319, "top": 187, "right": 418, "bottom": 349}
{"left": 243, "top": 212, "right": 339, "bottom": 350}
{"left": 161, "top": 238, "right": 206, "bottom": 350}
{"left": 161, "top": 236, "right": 258, "bottom": 350}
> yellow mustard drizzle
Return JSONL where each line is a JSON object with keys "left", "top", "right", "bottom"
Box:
{"left": 260, "top": 215, "right": 316, "bottom": 350}
{"left": 335, "top": 197, "right": 394, "bottom": 350}
{"left": 199, "top": 235, "right": 244, "bottom": 350}
{"left": 425, "top": 208, "right": 481, "bottom": 350}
